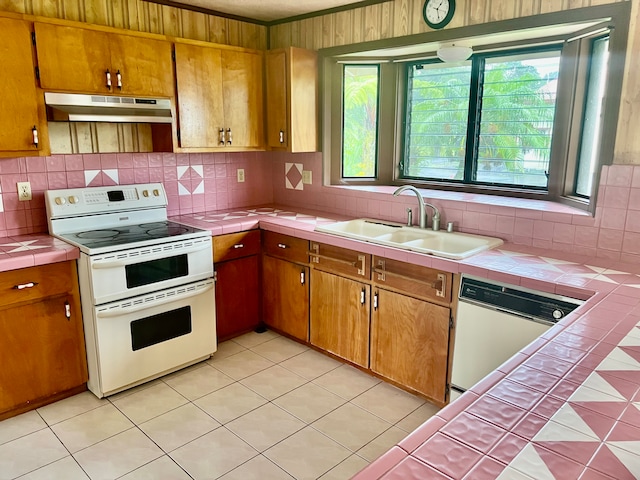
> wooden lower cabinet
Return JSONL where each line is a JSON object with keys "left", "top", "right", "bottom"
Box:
{"left": 310, "top": 269, "right": 370, "bottom": 368}
{"left": 214, "top": 255, "right": 260, "bottom": 340}
{"left": 262, "top": 255, "right": 309, "bottom": 341}
{"left": 370, "top": 288, "right": 451, "bottom": 402}
{"left": 0, "top": 261, "right": 87, "bottom": 420}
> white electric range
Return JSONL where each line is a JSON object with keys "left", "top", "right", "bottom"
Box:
{"left": 45, "top": 183, "right": 216, "bottom": 398}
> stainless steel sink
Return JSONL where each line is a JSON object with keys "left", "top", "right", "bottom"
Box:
{"left": 314, "top": 219, "right": 503, "bottom": 260}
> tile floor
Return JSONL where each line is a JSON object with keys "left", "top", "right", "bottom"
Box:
{"left": 0, "top": 330, "right": 441, "bottom": 480}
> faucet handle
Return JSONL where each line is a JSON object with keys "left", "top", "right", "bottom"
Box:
{"left": 405, "top": 208, "right": 413, "bottom": 227}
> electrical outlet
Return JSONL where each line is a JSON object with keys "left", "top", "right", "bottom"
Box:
{"left": 237, "top": 169, "right": 245, "bottom": 183}
{"left": 302, "top": 170, "right": 313, "bottom": 185}
{"left": 17, "top": 182, "right": 32, "bottom": 201}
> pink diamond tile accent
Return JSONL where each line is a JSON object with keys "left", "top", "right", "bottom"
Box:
{"left": 536, "top": 439, "right": 600, "bottom": 466}
{"left": 618, "top": 403, "right": 640, "bottom": 429}
{"left": 285, "top": 162, "right": 303, "bottom": 190}
{"left": 533, "top": 444, "right": 585, "bottom": 479}
{"left": 414, "top": 433, "right": 484, "bottom": 479}
{"left": 588, "top": 444, "right": 638, "bottom": 479}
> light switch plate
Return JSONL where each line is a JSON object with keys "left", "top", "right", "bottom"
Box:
{"left": 302, "top": 170, "right": 312, "bottom": 184}
{"left": 237, "top": 169, "right": 245, "bottom": 183}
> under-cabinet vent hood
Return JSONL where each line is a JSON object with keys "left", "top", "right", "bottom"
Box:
{"left": 44, "top": 92, "right": 172, "bottom": 123}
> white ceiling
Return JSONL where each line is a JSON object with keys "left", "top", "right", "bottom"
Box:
{"left": 162, "top": 0, "right": 368, "bottom": 22}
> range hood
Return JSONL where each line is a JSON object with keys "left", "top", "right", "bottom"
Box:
{"left": 44, "top": 92, "right": 172, "bottom": 123}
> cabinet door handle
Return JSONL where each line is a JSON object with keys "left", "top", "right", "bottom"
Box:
{"left": 233, "top": 244, "right": 244, "bottom": 249}
{"left": 227, "top": 128, "right": 232, "bottom": 145}
{"left": 32, "top": 126, "right": 39, "bottom": 148}
{"left": 277, "top": 243, "right": 288, "bottom": 249}
{"left": 357, "top": 254, "right": 366, "bottom": 276}
{"left": 300, "top": 270, "right": 305, "bottom": 285}
{"left": 219, "top": 128, "right": 225, "bottom": 145}
{"left": 13, "top": 282, "right": 38, "bottom": 290}
{"left": 360, "top": 288, "right": 366, "bottom": 305}
{"left": 279, "top": 130, "right": 285, "bottom": 144}
{"left": 105, "top": 69, "right": 111, "bottom": 89}
{"left": 373, "top": 292, "right": 378, "bottom": 310}
{"left": 116, "top": 69, "right": 122, "bottom": 89}
{"left": 65, "top": 300, "right": 71, "bottom": 319}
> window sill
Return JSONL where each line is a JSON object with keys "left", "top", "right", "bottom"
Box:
{"left": 325, "top": 184, "right": 591, "bottom": 217}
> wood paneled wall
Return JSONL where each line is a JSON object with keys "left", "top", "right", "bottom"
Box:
{"left": 0, "top": 0, "right": 267, "bottom": 49}
{"left": 269, "top": 0, "right": 625, "bottom": 50}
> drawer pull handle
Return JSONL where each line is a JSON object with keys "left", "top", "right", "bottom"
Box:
{"left": 233, "top": 244, "right": 244, "bottom": 249}
{"left": 373, "top": 268, "right": 447, "bottom": 297}
{"left": 277, "top": 243, "right": 288, "bottom": 249}
{"left": 13, "top": 282, "right": 38, "bottom": 290}
{"left": 307, "top": 251, "right": 356, "bottom": 267}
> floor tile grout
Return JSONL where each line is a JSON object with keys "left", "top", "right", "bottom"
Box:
{"left": 2, "top": 331, "right": 440, "bottom": 480}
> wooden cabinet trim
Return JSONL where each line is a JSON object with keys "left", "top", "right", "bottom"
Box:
{"left": 309, "top": 242, "right": 371, "bottom": 280}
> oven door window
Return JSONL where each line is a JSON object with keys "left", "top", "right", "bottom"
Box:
{"left": 130, "top": 306, "right": 192, "bottom": 351}
{"left": 125, "top": 254, "right": 188, "bottom": 289}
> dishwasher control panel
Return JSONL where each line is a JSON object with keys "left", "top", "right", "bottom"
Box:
{"left": 459, "top": 276, "right": 583, "bottom": 324}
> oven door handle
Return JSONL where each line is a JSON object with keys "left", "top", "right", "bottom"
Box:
{"left": 91, "top": 243, "right": 212, "bottom": 269}
{"left": 95, "top": 283, "right": 214, "bottom": 318}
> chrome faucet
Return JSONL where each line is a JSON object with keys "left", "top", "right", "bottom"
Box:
{"left": 393, "top": 185, "right": 441, "bottom": 231}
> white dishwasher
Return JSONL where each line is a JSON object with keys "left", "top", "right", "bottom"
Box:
{"left": 451, "top": 275, "right": 583, "bottom": 394}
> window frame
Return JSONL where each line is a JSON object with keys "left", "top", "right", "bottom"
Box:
{"left": 322, "top": 3, "right": 630, "bottom": 214}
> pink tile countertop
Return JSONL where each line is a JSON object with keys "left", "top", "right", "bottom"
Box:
{"left": 174, "top": 206, "right": 640, "bottom": 480}
{"left": 3, "top": 206, "right": 638, "bottom": 478}
{"left": 0, "top": 234, "right": 79, "bottom": 272}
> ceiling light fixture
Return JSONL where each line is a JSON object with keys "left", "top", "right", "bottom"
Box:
{"left": 437, "top": 44, "right": 473, "bottom": 63}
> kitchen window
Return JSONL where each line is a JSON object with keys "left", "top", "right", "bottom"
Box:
{"left": 324, "top": 4, "right": 629, "bottom": 213}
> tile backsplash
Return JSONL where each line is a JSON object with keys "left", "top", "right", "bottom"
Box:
{"left": 271, "top": 152, "right": 640, "bottom": 265}
{"left": 0, "top": 152, "right": 274, "bottom": 237}
{"left": 1, "top": 150, "right": 639, "bottom": 265}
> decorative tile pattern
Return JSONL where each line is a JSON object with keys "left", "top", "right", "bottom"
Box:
{"left": 285, "top": 163, "right": 303, "bottom": 190}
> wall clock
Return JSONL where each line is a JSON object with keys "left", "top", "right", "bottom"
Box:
{"left": 423, "top": 0, "right": 456, "bottom": 30}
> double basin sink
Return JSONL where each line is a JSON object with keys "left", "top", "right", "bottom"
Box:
{"left": 315, "top": 218, "right": 503, "bottom": 260}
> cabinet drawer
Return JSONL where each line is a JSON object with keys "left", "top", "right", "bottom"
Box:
{"left": 0, "top": 261, "right": 75, "bottom": 308}
{"left": 309, "top": 242, "right": 371, "bottom": 280}
{"left": 372, "top": 256, "right": 452, "bottom": 303}
{"left": 213, "top": 230, "right": 260, "bottom": 263}
{"left": 262, "top": 231, "right": 308, "bottom": 264}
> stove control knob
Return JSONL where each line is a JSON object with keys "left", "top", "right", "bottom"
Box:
{"left": 55, "top": 197, "right": 66, "bottom": 205}
{"left": 153, "top": 189, "right": 160, "bottom": 196}
{"left": 68, "top": 196, "right": 79, "bottom": 204}
{"left": 142, "top": 190, "right": 149, "bottom": 197}
{"left": 552, "top": 309, "right": 564, "bottom": 320}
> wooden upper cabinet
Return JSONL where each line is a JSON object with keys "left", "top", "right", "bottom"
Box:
{"left": 174, "top": 43, "right": 224, "bottom": 148}
{"left": 222, "top": 50, "right": 264, "bottom": 149}
{"left": 0, "top": 18, "right": 48, "bottom": 156}
{"left": 108, "top": 33, "right": 174, "bottom": 97}
{"left": 265, "top": 47, "right": 317, "bottom": 152}
{"left": 174, "top": 41, "right": 264, "bottom": 150}
{"left": 34, "top": 23, "right": 173, "bottom": 97}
